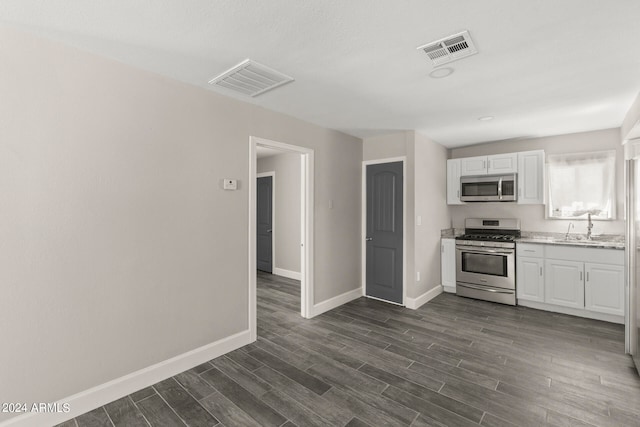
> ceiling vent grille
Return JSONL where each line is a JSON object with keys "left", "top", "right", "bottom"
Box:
{"left": 417, "top": 30, "right": 478, "bottom": 66}
{"left": 208, "top": 59, "right": 294, "bottom": 97}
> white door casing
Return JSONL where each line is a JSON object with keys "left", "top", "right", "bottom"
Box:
{"left": 249, "top": 136, "right": 314, "bottom": 342}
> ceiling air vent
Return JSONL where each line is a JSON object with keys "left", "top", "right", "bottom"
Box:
{"left": 417, "top": 30, "right": 478, "bottom": 66}
{"left": 208, "top": 59, "right": 294, "bottom": 97}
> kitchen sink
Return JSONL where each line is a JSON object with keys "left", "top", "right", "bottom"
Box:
{"left": 555, "top": 234, "right": 620, "bottom": 244}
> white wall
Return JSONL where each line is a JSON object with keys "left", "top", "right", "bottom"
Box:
{"left": 257, "top": 153, "right": 301, "bottom": 275}
{"left": 414, "top": 132, "right": 450, "bottom": 298}
{"left": 450, "top": 128, "right": 625, "bottom": 235}
{"left": 362, "top": 132, "right": 408, "bottom": 161}
{"left": 0, "top": 27, "right": 361, "bottom": 423}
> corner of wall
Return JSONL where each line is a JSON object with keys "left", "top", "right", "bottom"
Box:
{"left": 411, "top": 131, "right": 450, "bottom": 301}
{"left": 622, "top": 91, "right": 640, "bottom": 141}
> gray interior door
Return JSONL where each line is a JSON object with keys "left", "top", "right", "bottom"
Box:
{"left": 366, "top": 162, "right": 403, "bottom": 304}
{"left": 257, "top": 176, "right": 273, "bottom": 273}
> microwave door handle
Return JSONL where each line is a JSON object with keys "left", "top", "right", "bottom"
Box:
{"left": 498, "top": 176, "right": 503, "bottom": 200}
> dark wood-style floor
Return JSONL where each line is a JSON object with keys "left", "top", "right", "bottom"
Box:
{"left": 59, "top": 271, "right": 640, "bottom": 427}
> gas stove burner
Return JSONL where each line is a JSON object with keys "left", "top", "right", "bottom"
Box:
{"left": 457, "top": 233, "right": 517, "bottom": 242}
{"left": 456, "top": 218, "right": 521, "bottom": 248}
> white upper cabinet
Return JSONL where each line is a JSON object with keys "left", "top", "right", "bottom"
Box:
{"left": 460, "top": 156, "right": 489, "bottom": 176}
{"left": 517, "top": 150, "right": 545, "bottom": 205}
{"left": 449, "top": 149, "right": 545, "bottom": 205}
{"left": 446, "top": 159, "right": 463, "bottom": 205}
{"left": 487, "top": 153, "right": 518, "bottom": 174}
{"left": 460, "top": 153, "right": 518, "bottom": 176}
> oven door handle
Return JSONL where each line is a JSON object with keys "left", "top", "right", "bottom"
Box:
{"left": 457, "top": 283, "right": 514, "bottom": 294}
{"left": 456, "top": 247, "right": 514, "bottom": 255}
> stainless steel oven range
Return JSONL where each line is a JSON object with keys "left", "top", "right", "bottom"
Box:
{"left": 455, "top": 218, "right": 520, "bottom": 305}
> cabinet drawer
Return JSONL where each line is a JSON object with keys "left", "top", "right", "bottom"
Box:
{"left": 517, "top": 243, "right": 544, "bottom": 258}
{"left": 545, "top": 245, "right": 623, "bottom": 265}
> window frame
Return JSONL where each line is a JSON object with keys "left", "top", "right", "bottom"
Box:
{"left": 545, "top": 150, "right": 617, "bottom": 221}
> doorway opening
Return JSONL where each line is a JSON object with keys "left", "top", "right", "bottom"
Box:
{"left": 249, "top": 136, "right": 314, "bottom": 342}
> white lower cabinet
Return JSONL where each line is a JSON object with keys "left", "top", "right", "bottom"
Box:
{"left": 544, "top": 259, "right": 584, "bottom": 309}
{"left": 441, "top": 238, "right": 456, "bottom": 292}
{"left": 584, "top": 263, "right": 625, "bottom": 316}
{"left": 516, "top": 243, "right": 624, "bottom": 323}
{"left": 516, "top": 257, "right": 544, "bottom": 302}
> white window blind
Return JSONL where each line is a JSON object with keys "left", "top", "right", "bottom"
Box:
{"left": 546, "top": 150, "right": 616, "bottom": 219}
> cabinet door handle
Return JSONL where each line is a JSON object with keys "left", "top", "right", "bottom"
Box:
{"left": 580, "top": 271, "right": 583, "bottom": 281}
{"left": 540, "top": 267, "right": 542, "bottom": 276}
{"left": 488, "top": 160, "right": 491, "bottom": 170}
{"left": 457, "top": 190, "right": 460, "bottom": 198}
{"left": 586, "top": 272, "right": 589, "bottom": 282}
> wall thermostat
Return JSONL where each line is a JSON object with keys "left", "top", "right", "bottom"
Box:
{"left": 223, "top": 179, "right": 238, "bottom": 190}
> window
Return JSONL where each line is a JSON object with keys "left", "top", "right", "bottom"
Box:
{"left": 546, "top": 150, "right": 616, "bottom": 220}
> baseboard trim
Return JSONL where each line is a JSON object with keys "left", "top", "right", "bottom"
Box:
{"left": 364, "top": 295, "right": 404, "bottom": 306}
{"left": 518, "top": 300, "right": 624, "bottom": 324}
{"left": 273, "top": 268, "right": 302, "bottom": 281}
{"left": 406, "top": 285, "right": 443, "bottom": 310}
{"left": 442, "top": 285, "right": 456, "bottom": 294}
{"left": 310, "top": 288, "right": 362, "bottom": 317}
{"left": 1, "top": 330, "right": 252, "bottom": 427}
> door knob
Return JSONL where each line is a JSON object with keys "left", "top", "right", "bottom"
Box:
{"left": 366, "top": 237, "right": 373, "bottom": 241}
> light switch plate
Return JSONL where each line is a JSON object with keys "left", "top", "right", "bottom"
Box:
{"left": 223, "top": 179, "right": 237, "bottom": 190}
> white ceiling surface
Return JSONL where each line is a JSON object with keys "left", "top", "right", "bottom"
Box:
{"left": 2, "top": 1, "right": 640, "bottom": 148}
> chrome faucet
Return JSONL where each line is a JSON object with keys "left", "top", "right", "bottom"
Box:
{"left": 587, "top": 213, "right": 594, "bottom": 240}
{"left": 565, "top": 222, "right": 574, "bottom": 240}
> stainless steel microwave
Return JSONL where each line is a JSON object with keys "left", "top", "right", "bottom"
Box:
{"left": 460, "top": 174, "right": 517, "bottom": 202}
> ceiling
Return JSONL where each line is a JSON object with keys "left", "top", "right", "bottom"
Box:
{"left": 2, "top": 0, "right": 640, "bottom": 148}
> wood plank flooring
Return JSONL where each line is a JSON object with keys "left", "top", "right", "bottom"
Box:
{"left": 60, "top": 271, "right": 640, "bottom": 426}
